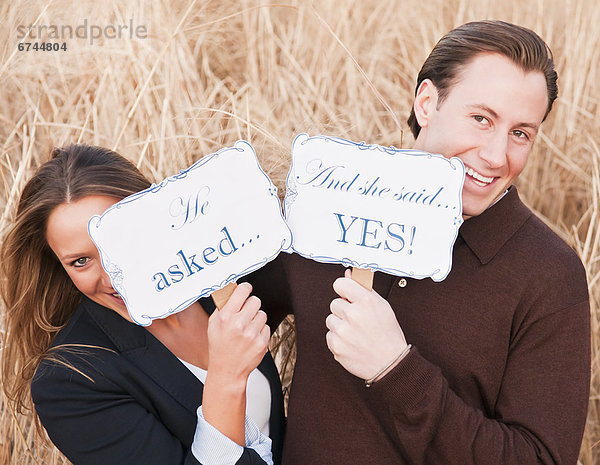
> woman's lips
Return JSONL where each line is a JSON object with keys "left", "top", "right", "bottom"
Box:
{"left": 109, "top": 292, "right": 125, "bottom": 303}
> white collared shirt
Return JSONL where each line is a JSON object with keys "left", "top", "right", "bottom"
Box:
{"left": 179, "top": 359, "right": 273, "bottom": 465}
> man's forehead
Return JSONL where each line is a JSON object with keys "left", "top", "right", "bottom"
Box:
{"left": 450, "top": 52, "right": 545, "bottom": 89}
{"left": 443, "top": 53, "right": 549, "bottom": 123}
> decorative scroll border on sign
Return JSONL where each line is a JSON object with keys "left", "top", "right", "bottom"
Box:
{"left": 284, "top": 133, "right": 464, "bottom": 282}
{"left": 89, "top": 140, "right": 292, "bottom": 325}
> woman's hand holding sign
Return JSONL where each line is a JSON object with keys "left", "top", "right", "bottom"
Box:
{"left": 203, "top": 282, "right": 270, "bottom": 445}
{"left": 326, "top": 269, "right": 410, "bottom": 384}
{"left": 208, "top": 282, "right": 270, "bottom": 379}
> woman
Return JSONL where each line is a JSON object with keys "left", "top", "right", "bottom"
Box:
{"left": 1, "top": 144, "right": 285, "bottom": 465}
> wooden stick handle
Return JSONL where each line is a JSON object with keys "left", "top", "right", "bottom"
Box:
{"left": 351, "top": 267, "right": 374, "bottom": 291}
{"left": 211, "top": 282, "right": 238, "bottom": 310}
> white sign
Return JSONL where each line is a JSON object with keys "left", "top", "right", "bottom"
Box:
{"left": 284, "top": 134, "right": 464, "bottom": 282}
{"left": 89, "top": 141, "right": 292, "bottom": 326}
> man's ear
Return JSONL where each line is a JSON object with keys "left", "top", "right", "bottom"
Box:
{"left": 413, "top": 79, "right": 439, "bottom": 129}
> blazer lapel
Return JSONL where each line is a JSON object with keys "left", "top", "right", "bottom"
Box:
{"left": 82, "top": 297, "right": 203, "bottom": 416}
{"left": 124, "top": 333, "right": 204, "bottom": 415}
{"left": 82, "top": 295, "right": 284, "bottom": 447}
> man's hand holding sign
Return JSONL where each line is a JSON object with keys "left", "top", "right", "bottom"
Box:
{"left": 329, "top": 268, "right": 410, "bottom": 384}
{"left": 284, "top": 134, "right": 464, "bottom": 384}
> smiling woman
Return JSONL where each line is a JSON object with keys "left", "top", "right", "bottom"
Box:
{"left": 45, "top": 195, "right": 131, "bottom": 317}
{"left": 1, "top": 146, "right": 151, "bottom": 380}
{"left": 0, "top": 144, "right": 285, "bottom": 465}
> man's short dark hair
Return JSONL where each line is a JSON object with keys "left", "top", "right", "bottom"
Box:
{"left": 407, "top": 20, "right": 558, "bottom": 138}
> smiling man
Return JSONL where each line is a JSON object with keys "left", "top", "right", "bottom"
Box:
{"left": 412, "top": 53, "right": 548, "bottom": 218}
{"left": 407, "top": 24, "right": 555, "bottom": 220}
{"left": 252, "top": 20, "right": 590, "bottom": 465}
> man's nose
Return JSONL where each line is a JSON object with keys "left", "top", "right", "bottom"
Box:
{"left": 480, "top": 132, "right": 508, "bottom": 169}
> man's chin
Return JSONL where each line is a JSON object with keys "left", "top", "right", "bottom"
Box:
{"left": 461, "top": 201, "right": 490, "bottom": 220}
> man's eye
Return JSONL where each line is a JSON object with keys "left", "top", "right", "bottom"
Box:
{"left": 72, "top": 257, "right": 89, "bottom": 267}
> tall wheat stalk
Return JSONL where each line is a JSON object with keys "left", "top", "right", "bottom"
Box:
{"left": 1, "top": 0, "right": 598, "bottom": 463}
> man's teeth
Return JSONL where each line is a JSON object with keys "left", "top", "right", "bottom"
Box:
{"left": 465, "top": 167, "right": 494, "bottom": 186}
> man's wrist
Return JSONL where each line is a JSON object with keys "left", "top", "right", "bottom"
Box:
{"left": 365, "top": 344, "right": 412, "bottom": 387}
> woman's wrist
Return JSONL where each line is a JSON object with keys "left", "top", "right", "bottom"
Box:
{"left": 205, "top": 366, "right": 249, "bottom": 392}
{"left": 202, "top": 371, "right": 247, "bottom": 446}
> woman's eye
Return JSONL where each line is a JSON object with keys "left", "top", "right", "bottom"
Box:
{"left": 72, "top": 257, "right": 89, "bottom": 267}
{"left": 473, "top": 115, "right": 488, "bottom": 124}
{"left": 512, "top": 130, "right": 529, "bottom": 139}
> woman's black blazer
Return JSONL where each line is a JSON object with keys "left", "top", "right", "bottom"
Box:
{"left": 31, "top": 296, "right": 285, "bottom": 465}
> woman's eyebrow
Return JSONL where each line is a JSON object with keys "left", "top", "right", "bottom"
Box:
{"left": 59, "top": 252, "right": 85, "bottom": 262}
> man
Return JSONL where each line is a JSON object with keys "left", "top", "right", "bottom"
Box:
{"left": 254, "top": 20, "right": 590, "bottom": 464}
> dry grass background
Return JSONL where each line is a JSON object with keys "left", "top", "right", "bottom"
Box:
{"left": 0, "top": 0, "right": 598, "bottom": 463}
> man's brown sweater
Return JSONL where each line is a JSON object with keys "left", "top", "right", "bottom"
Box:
{"left": 253, "top": 187, "right": 590, "bottom": 464}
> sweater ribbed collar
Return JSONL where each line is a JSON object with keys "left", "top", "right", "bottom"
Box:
{"left": 459, "top": 186, "right": 532, "bottom": 265}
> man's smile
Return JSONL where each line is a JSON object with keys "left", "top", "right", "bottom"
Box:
{"left": 464, "top": 165, "right": 495, "bottom": 187}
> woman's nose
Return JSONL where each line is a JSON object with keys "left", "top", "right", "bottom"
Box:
{"left": 99, "top": 269, "right": 113, "bottom": 288}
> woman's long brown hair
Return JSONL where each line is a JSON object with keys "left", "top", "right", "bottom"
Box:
{"left": 1, "top": 144, "right": 151, "bottom": 412}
